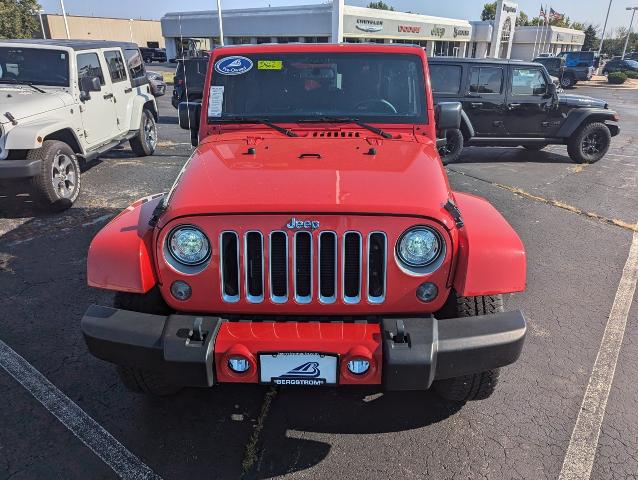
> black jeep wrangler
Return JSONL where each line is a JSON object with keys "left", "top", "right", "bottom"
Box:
{"left": 430, "top": 58, "right": 620, "bottom": 164}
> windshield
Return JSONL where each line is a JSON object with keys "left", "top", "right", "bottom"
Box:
{"left": 0, "top": 47, "right": 70, "bottom": 87}
{"left": 208, "top": 52, "right": 427, "bottom": 124}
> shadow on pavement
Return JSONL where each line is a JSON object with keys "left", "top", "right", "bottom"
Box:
{"left": 454, "top": 146, "right": 575, "bottom": 164}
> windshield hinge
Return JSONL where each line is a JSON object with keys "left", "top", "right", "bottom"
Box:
{"left": 443, "top": 199, "right": 464, "bottom": 228}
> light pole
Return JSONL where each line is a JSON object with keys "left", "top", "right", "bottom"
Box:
{"left": 622, "top": 7, "right": 638, "bottom": 59}
{"left": 129, "top": 19, "right": 133, "bottom": 43}
{"left": 59, "top": 0, "right": 70, "bottom": 39}
{"left": 216, "top": 0, "right": 224, "bottom": 46}
{"left": 38, "top": 9, "right": 46, "bottom": 39}
{"left": 597, "top": 0, "right": 612, "bottom": 72}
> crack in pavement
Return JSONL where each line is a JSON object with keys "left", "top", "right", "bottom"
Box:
{"left": 447, "top": 168, "right": 638, "bottom": 233}
{"left": 241, "top": 386, "right": 278, "bottom": 478}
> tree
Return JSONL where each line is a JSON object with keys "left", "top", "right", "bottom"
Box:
{"left": 582, "top": 25, "right": 597, "bottom": 51}
{"left": 516, "top": 11, "right": 530, "bottom": 27}
{"left": 481, "top": 2, "right": 497, "bottom": 21}
{"left": 367, "top": 1, "right": 394, "bottom": 10}
{"left": 0, "top": 0, "right": 41, "bottom": 38}
{"left": 570, "top": 22, "right": 586, "bottom": 32}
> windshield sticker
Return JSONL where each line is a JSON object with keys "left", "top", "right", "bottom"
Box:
{"left": 258, "top": 60, "right": 283, "bottom": 70}
{"left": 214, "top": 56, "right": 253, "bottom": 76}
{"left": 208, "top": 86, "right": 224, "bottom": 117}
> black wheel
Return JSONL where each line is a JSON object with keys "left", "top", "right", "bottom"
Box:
{"left": 130, "top": 108, "right": 157, "bottom": 157}
{"left": 523, "top": 144, "right": 548, "bottom": 151}
{"left": 561, "top": 74, "right": 575, "bottom": 88}
{"left": 28, "top": 140, "right": 80, "bottom": 210}
{"left": 567, "top": 122, "right": 611, "bottom": 164}
{"left": 433, "top": 294, "right": 503, "bottom": 402}
{"left": 113, "top": 288, "right": 180, "bottom": 396}
{"left": 438, "top": 129, "right": 464, "bottom": 165}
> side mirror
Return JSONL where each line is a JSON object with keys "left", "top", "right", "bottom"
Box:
{"left": 178, "top": 101, "right": 201, "bottom": 146}
{"left": 435, "top": 102, "right": 462, "bottom": 131}
{"left": 79, "top": 76, "right": 101, "bottom": 101}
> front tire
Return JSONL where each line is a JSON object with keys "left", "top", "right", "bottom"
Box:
{"left": 130, "top": 108, "right": 157, "bottom": 157}
{"left": 433, "top": 294, "right": 503, "bottom": 402}
{"left": 113, "top": 288, "right": 181, "bottom": 396}
{"left": 567, "top": 122, "right": 611, "bottom": 164}
{"left": 561, "top": 74, "right": 575, "bottom": 89}
{"left": 28, "top": 140, "right": 81, "bottom": 211}
{"left": 438, "top": 129, "right": 464, "bottom": 165}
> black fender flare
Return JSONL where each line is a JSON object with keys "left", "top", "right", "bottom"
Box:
{"left": 555, "top": 109, "right": 618, "bottom": 138}
{"left": 459, "top": 110, "right": 475, "bottom": 140}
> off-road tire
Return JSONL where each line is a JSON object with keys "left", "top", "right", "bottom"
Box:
{"left": 113, "top": 288, "right": 180, "bottom": 396}
{"left": 438, "top": 129, "right": 464, "bottom": 165}
{"left": 567, "top": 121, "right": 611, "bottom": 164}
{"left": 523, "top": 144, "right": 548, "bottom": 151}
{"left": 130, "top": 108, "right": 157, "bottom": 157}
{"left": 561, "top": 74, "right": 576, "bottom": 88}
{"left": 433, "top": 294, "right": 503, "bottom": 402}
{"left": 28, "top": 140, "right": 80, "bottom": 211}
{"left": 117, "top": 366, "right": 182, "bottom": 396}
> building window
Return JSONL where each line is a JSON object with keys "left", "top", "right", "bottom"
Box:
{"left": 276, "top": 37, "right": 300, "bottom": 43}
{"left": 303, "top": 36, "right": 330, "bottom": 43}
{"left": 230, "top": 37, "right": 252, "bottom": 45}
{"left": 256, "top": 37, "right": 272, "bottom": 44}
{"left": 434, "top": 41, "right": 460, "bottom": 57}
{"left": 471, "top": 42, "right": 478, "bottom": 58}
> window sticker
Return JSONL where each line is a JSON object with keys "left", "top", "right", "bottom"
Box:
{"left": 258, "top": 60, "right": 283, "bottom": 70}
{"left": 208, "top": 86, "right": 224, "bottom": 117}
{"left": 214, "top": 56, "right": 253, "bottom": 75}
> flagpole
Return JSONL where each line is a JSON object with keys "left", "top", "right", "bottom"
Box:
{"left": 542, "top": 4, "right": 549, "bottom": 54}
{"left": 532, "top": 7, "right": 541, "bottom": 58}
{"left": 597, "top": 0, "right": 612, "bottom": 71}
{"left": 216, "top": 0, "right": 224, "bottom": 46}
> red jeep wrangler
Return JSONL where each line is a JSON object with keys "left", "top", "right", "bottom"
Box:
{"left": 82, "top": 44, "right": 527, "bottom": 403}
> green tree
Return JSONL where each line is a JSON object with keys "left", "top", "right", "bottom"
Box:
{"left": 582, "top": 25, "right": 597, "bottom": 51}
{"left": 570, "top": 22, "right": 585, "bottom": 31}
{"left": 0, "top": 0, "right": 41, "bottom": 38}
{"left": 481, "top": 1, "right": 497, "bottom": 21}
{"left": 516, "top": 11, "right": 530, "bottom": 27}
{"left": 367, "top": 1, "right": 394, "bottom": 10}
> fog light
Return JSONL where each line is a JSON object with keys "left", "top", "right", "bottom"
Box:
{"left": 170, "top": 281, "right": 192, "bottom": 301}
{"left": 347, "top": 359, "right": 370, "bottom": 375}
{"left": 416, "top": 282, "right": 438, "bottom": 302}
{"left": 228, "top": 356, "right": 250, "bottom": 373}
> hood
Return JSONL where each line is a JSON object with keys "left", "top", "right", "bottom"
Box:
{"left": 558, "top": 93, "right": 608, "bottom": 109}
{"left": 162, "top": 135, "right": 454, "bottom": 226}
{"left": 0, "top": 86, "right": 73, "bottom": 123}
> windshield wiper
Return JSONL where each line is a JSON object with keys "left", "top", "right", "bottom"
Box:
{"left": 298, "top": 117, "right": 392, "bottom": 139}
{"left": 214, "top": 116, "right": 298, "bottom": 137}
{"left": 0, "top": 79, "right": 45, "bottom": 93}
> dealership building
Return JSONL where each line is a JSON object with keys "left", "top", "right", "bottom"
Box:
{"left": 160, "top": 0, "right": 584, "bottom": 61}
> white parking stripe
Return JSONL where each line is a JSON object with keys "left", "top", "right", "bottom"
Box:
{"left": 559, "top": 230, "right": 638, "bottom": 480}
{"left": 0, "top": 339, "right": 161, "bottom": 480}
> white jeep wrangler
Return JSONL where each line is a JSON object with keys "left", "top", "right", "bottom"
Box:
{"left": 0, "top": 40, "right": 158, "bottom": 209}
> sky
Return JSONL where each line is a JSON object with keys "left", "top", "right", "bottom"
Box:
{"left": 38, "top": 0, "right": 636, "bottom": 34}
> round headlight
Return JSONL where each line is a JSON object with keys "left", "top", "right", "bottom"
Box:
{"left": 168, "top": 226, "right": 210, "bottom": 266}
{"left": 397, "top": 227, "right": 441, "bottom": 267}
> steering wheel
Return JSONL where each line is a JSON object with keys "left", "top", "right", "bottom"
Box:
{"left": 353, "top": 98, "right": 398, "bottom": 114}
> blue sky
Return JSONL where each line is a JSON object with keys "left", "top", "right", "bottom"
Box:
{"left": 39, "top": 0, "right": 634, "bottom": 33}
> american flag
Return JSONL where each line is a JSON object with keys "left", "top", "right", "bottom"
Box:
{"left": 550, "top": 8, "right": 565, "bottom": 21}
{"left": 539, "top": 5, "right": 546, "bottom": 19}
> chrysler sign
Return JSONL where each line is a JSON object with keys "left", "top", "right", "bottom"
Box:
{"left": 356, "top": 19, "right": 383, "bottom": 33}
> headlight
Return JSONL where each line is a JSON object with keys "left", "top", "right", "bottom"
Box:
{"left": 396, "top": 227, "right": 441, "bottom": 267}
{"left": 167, "top": 226, "right": 210, "bottom": 266}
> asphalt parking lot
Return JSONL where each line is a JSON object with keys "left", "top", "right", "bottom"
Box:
{"left": 1, "top": 84, "right": 636, "bottom": 480}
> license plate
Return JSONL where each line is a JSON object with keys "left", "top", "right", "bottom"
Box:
{"left": 259, "top": 352, "right": 338, "bottom": 385}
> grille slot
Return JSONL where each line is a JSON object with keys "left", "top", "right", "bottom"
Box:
{"left": 367, "top": 232, "right": 387, "bottom": 303}
{"left": 220, "top": 231, "right": 240, "bottom": 302}
{"left": 319, "top": 232, "right": 337, "bottom": 303}
{"left": 269, "top": 231, "right": 288, "bottom": 303}
{"left": 343, "top": 232, "right": 362, "bottom": 304}
{"left": 245, "top": 231, "right": 264, "bottom": 303}
{"left": 294, "top": 232, "right": 313, "bottom": 303}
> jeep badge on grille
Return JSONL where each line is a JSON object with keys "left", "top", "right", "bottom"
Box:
{"left": 286, "top": 218, "right": 320, "bottom": 230}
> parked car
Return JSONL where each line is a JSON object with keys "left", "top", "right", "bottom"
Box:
{"left": 81, "top": 44, "right": 527, "bottom": 404}
{"left": 140, "top": 47, "right": 167, "bottom": 63}
{"left": 533, "top": 56, "right": 565, "bottom": 80}
{"left": 0, "top": 39, "right": 158, "bottom": 210}
{"left": 146, "top": 71, "right": 166, "bottom": 97}
{"left": 602, "top": 59, "right": 638, "bottom": 75}
{"left": 171, "top": 57, "right": 208, "bottom": 108}
{"left": 429, "top": 58, "right": 619, "bottom": 164}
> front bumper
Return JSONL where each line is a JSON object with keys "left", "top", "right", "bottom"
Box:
{"left": 0, "top": 159, "right": 41, "bottom": 179}
{"left": 81, "top": 305, "right": 526, "bottom": 390}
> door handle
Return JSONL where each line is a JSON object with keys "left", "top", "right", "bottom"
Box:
{"left": 103, "top": 93, "right": 114, "bottom": 100}
{"left": 470, "top": 102, "right": 483, "bottom": 108}
{"left": 124, "top": 87, "right": 132, "bottom": 94}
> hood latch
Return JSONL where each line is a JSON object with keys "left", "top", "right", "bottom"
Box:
{"left": 444, "top": 199, "right": 464, "bottom": 228}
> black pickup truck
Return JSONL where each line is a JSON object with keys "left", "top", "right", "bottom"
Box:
{"left": 430, "top": 58, "right": 619, "bottom": 164}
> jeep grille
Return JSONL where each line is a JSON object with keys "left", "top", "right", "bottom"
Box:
{"left": 219, "top": 230, "right": 387, "bottom": 305}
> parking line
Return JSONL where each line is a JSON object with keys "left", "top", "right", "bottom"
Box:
{"left": 559, "top": 230, "right": 638, "bottom": 480}
{"left": 0, "top": 339, "right": 161, "bottom": 480}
